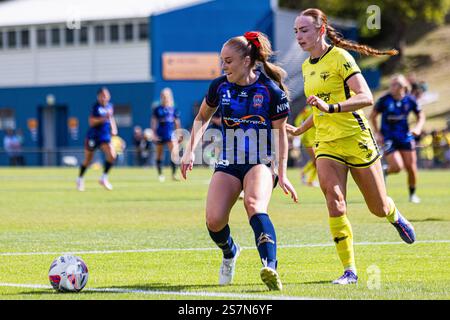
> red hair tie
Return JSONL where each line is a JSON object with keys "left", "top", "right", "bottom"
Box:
{"left": 244, "top": 31, "right": 261, "bottom": 48}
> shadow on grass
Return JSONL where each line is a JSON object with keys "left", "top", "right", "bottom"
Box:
{"left": 409, "top": 218, "right": 447, "bottom": 222}
{"left": 13, "top": 280, "right": 334, "bottom": 296}
{"left": 96, "top": 283, "right": 275, "bottom": 294}
{"left": 109, "top": 198, "right": 203, "bottom": 203}
{"left": 295, "top": 280, "right": 332, "bottom": 285}
{"left": 14, "top": 282, "right": 268, "bottom": 296}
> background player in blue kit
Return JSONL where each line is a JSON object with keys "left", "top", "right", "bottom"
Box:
{"left": 151, "top": 88, "right": 181, "bottom": 182}
{"left": 181, "top": 31, "right": 298, "bottom": 291}
{"left": 77, "top": 87, "right": 118, "bottom": 191}
{"left": 370, "top": 74, "right": 426, "bottom": 203}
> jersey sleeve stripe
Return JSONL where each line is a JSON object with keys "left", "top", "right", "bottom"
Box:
{"left": 270, "top": 110, "right": 289, "bottom": 120}
{"left": 344, "top": 71, "right": 361, "bottom": 83}
{"left": 205, "top": 96, "right": 218, "bottom": 108}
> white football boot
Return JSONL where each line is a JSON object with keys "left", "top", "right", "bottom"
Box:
{"left": 76, "top": 177, "right": 85, "bottom": 192}
{"left": 409, "top": 194, "right": 421, "bottom": 204}
{"left": 219, "top": 244, "right": 241, "bottom": 285}
{"left": 260, "top": 266, "right": 283, "bottom": 291}
{"left": 99, "top": 176, "right": 113, "bottom": 190}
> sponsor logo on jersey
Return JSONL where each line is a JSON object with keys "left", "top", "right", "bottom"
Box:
{"left": 223, "top": 115, "right": 267, "bottom": 127}
{"left": 343, "top": 61, "right": 354, "bottom": 71}
{"left": 317, "top": 92, "right": 331, "bottom": 102}
{"left": 276, "top": 102, "right": 289, "bottom": 113}
{"left": 221, "top": 90, "right": 231, "bottom": 105}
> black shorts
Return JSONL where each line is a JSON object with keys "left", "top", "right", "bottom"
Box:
{"left": 85, "top": 137, "right": 111, "bottom": 151}
{"left": 155, "top": 138, "right": 173, "bottom": 145}
{"left": 214, "top": 161, "right": 278, "bottom": 188}
{"left": 383, "top": 138, "right": 416, "bottom": 155}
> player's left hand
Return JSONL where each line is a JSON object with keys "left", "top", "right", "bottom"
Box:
{"left": 410, "top": 127, "right": 421, "bottom": 137}
{"left": 180, "top": 151, "right": 195, "bottom": 180}
{"left": 306, "top": 95, "right": 329, "bottom": 113}
{"left": 278, "top": 175, "right": 298, "bottom": 203}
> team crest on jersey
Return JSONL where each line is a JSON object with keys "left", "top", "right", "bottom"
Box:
{"left": 320, "top": 71, "right": 330, "bottom": 81}
{"left": 253, "top": 94, "right": 264, "bottom": 108}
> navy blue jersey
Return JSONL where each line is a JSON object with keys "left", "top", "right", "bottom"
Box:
{"left": 86, "top": 102, "right": 113, "bottom": 141}
{"left": 153, "top": 105, "right": 180, "bottom": 141}
{"left": 375, "top": 94, "right": 421, "bottom": 141}
{"left": 205, "top": 72, "right": 290, "bottom": 164}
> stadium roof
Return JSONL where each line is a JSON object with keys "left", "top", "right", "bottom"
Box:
{"left": 0, "top": 0, "right": 210, "bottom": 27}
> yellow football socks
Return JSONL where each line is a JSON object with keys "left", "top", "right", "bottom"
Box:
{"left": 329, "top": 215, "right": 356, "bottom": 273}
{"left": 385, "top": 196, "right": 399, "bottom": 223}
{"left": 302, "top": 161, "right": 314, "bottom": 176}
{"left": 307, "top": 166, "right": 317, "bottom": 184}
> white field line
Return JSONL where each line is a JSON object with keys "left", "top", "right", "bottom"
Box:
{"left": 0, "top": 282, "right": 319, "bottom": 300}
{"left": 0, "top": 240, "right": 449, "bottom": 257}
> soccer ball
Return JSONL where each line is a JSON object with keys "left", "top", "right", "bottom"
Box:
{"left": 48, "top": 255, "right": 89, "bottom": 292}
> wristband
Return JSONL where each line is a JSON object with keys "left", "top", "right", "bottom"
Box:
{"left": 328, "top": 103, "right": 342, "bottom": 113}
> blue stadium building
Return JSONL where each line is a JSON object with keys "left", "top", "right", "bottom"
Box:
{"left": 0, "top": 0, "right": 360, "bottom": 166}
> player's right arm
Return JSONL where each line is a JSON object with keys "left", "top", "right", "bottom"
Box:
{"left": 181, "top": 76, "right": 223, "bottom": 179}
{"left": 286, "top": 114, "right": 314, "bottom": 136}
{"left": 181, "top": 99, "right": 217, "bottom": 179}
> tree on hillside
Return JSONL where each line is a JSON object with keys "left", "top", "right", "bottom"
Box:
{"left": 280, "top": 0, "right": 450, "bottom": 59}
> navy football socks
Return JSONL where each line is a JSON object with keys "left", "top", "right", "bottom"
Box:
{"left": 250, "top": 213, "right": 277, "bottom": 270}
{"left": 208, "top": 224, "right": 237, "bottom": 259}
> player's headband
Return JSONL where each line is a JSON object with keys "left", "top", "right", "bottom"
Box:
{"left": 244, "top": 31, "right": 261, "bottom": 48}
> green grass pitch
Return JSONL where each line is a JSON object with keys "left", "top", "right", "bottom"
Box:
{"left": 0, "top": 167, "right": 448, "bottom": 300}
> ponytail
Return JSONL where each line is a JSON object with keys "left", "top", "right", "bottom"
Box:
{"left": 326, "top": 25, "right": 398, "bottom": 56}
{"left": 300, "top": 8, "right": 398, "bottom": 57}
{"left": 225, "top": 32, "right": 290, "bottom": 99}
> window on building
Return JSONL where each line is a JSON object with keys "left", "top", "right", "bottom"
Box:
{"left": 7, "top": 30, "right": 17, "bottom": 48}
{"left": 79, "top": 26, "right": 88, "bottom": 44}
{"left": 109, "top": 24, "right": 119, "bottom": 42}
{"left": 0, "top": 109, "right": 16, "bottom": 130}
{"left": 51, "top": 28, "right": 60, "bottom": 46}
{"left": 37, "top": 29, "right": 47, "bottom": 47}
{"left": 94, "top": 25, "right": 105, "bottom": 43}
{"left": 21, "top": 29, "right": 29, "bottom": 48}
{"left": 138, "top": 22, "right": 148, "bottom": 40}
{"left": 124, "top": 23, "right": 133, "bottom": 42}
{"left": 65, "top": 28, "right": 74, "bottom": 45}
{"left": 114, "top": 105, "right": 132, "bottom": 127}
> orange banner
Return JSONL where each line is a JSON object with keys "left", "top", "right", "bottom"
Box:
{"left": 162, "top": 52, "right": 221, "bottom": 80}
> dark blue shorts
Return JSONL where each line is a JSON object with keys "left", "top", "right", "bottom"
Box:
{"left": 156, "top": 138, "right": 173, "bottom": 145}
{"left": 383, "top": 138, "right": 416, "bottom": 155}
{"left": 214, "top": 161, "right": 278, "bottom": 188}
{"left": 85, "top": 137, "right": 111, "bottom": 151}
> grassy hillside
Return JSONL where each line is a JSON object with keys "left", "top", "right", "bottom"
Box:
{"left": 364, "top": 24, "right": 450, "bottom": 130}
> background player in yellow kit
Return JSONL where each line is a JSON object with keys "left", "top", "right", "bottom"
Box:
{"left": 287, "top": 8, "right": 416, "bottom": 285}
{"left": 294, "top": 105, "right": 318, "bottom": 186}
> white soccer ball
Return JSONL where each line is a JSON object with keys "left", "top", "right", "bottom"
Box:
{"left": 48, "top": 255, "right": 89, "bottom": 292}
